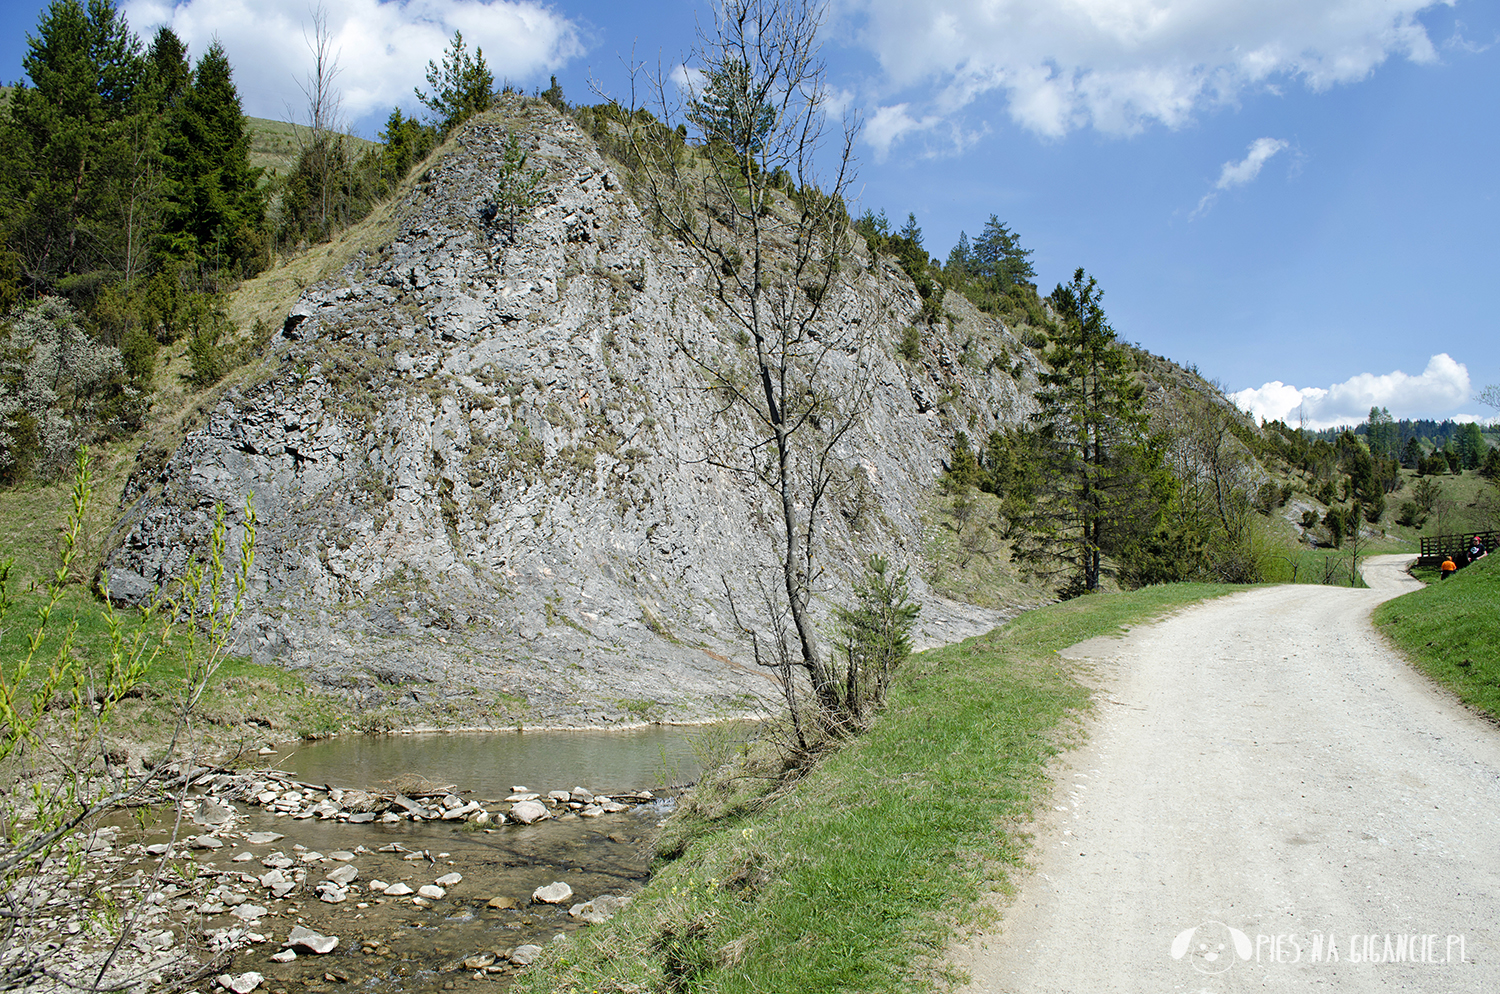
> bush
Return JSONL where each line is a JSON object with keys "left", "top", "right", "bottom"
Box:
{"left": 897, "top": 326, "right": 921, "bottom": 362}
{"left": 0, "top": 297, "right": 127, "bottom": 481}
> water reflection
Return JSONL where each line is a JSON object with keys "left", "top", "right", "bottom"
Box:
{"left": 285, "top": 723, "right": 752, "bottom": 797}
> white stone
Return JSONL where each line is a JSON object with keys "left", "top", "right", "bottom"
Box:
{"left": 435, "top": 872, "right": 462, "bottom": 886}
{"left": 326, "top": 865, "right": 359, "bottom": 885}
{"left": 417, "top": 885, "right": 446, "bottom": 900}
{"left": 283, "top": 925, "right": 338, "bottom": 955}
{"left": 509, "top": 800, "right": 548, "bottom": 824}
{"left": 531, "top": 881, "right": 573, "bottom": 905}
{"left": 218, "top": 971, "right": 264, "bottom": 993}
{"left": 383, "top": 882, "right": 414, "bottom": 896}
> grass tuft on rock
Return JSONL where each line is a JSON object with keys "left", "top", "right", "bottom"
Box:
{"left": 511, "top": 582, "right": 1234, "bottom": 994}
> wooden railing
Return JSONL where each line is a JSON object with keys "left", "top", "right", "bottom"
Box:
{"left": 1418, "top": 530, "right": 1499, "bottom": 567}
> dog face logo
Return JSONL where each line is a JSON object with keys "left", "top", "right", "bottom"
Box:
{"left": 1171, "top": 921, "right": 1253, "bottom": 974}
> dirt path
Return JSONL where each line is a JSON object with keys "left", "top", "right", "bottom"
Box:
{"left": 952, "top": 555, "right": 1500, "bottom": 992}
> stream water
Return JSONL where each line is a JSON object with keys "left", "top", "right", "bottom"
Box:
{"left": 166, "top": 724, "right": 752, "bottom": 992}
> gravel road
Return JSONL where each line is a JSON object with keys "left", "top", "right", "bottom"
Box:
{"left": 953, "top": 555, "right": 1500, "bottom": 992}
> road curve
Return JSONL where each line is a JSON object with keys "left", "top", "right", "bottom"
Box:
{"left": 952, "top": 555, "right": 1500, "bottom": 992}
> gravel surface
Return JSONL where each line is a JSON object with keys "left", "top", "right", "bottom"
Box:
{"left": 954, "top": 555, "right": 1500, "bottom": 992}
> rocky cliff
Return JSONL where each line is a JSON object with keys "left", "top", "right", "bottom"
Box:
{"left": 104, "top": 97, "right": 1042, "bottom": 726}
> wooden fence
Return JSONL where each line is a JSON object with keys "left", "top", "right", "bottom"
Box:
{"left": 1418, "top": 530, "right": 1499, "bottom": 567}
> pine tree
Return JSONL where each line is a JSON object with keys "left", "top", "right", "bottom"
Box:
{"left": 159, "top": 40, "right": 264, "bottom": 277}
{"left": 1, "top": 0, "right": 147, "bottom": 288}
{"left": 415, "top": 31, "right": 493, "bottom": 136}
{"left": 1023, "top": 268, "right": 1147, "bottom": 595}
{"left": 686, "top": 56, "right": 775, "bottom": 153}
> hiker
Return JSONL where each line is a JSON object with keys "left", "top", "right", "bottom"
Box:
{"left": 1441, "top": 555, "right": 1457, "bottom": 579}
{"left": 1469, "top": 537, "right": 1487, "bottom": 562}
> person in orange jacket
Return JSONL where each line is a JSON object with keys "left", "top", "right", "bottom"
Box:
{"left": 1440, "top": 555, "right": 1457, "bottom": 579}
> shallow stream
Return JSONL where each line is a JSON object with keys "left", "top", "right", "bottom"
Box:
{"left": 130, "top": 724, "right": 750, "bottom": 992}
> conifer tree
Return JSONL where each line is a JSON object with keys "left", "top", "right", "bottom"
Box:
{"left": 416, "top": 31, "right": 493, "bottom": 136}
{"left": 159, "top": 41, "right": 263, "bottom": 277}
{"left": 1023, "top": 268, "right": 1147, "bottom": 595}
{"left": 1, "top": 0, "right": 147, "bottom": 288}
{"left": 686, "top": 56, "right": 775, "bottom": 153}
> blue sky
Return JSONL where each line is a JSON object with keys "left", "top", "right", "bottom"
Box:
{"left": 3, "top": 0, "right": 1497, "bottom": 429}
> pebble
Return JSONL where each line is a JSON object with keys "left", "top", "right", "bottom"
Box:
{"left": 417, "top": 885, "right": 446, "bottom": 900}
{"left": 435, "top": 872, "right": 462, "bottom": 886}
{"left": 383, "top": 883, "right": 414, "bottom": 897}
{"left": 270, "top": 949, "right": 296, "bottom": 963}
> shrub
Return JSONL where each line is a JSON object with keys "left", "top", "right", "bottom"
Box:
{"left": 896, "top": 326, "right": 921, "bottom": 362}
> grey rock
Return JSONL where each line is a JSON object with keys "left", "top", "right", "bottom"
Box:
{"left": 218, "top": 971, "right": 264, "bottom": 993}
{"left": 101, "top": 98, "right": 1024, "bottom": 723}
{"left": 326, "top": 864, "right": 359, "bottom": 885}
{"left": 568, "top": 893, "right": 631, "bottom": 925}
{"left": 435, "top": 871, "right": 462, "bottom": 886}
{"left": 531, "top": 881, "right": 572, "bottom": 905}
{"left": 509, "top": 800, "right": 548, "bottom": 824}
{"left": 383, "top": 882, "right": 414, "bottom": 896}
{"left": 417, "top": 884, "right": 446, "bottom": 900}
{"left": 282, "top": 925, "right": 338, "bottom": 955}
{"left": 509, "top": 944, "right": 543, "bottom": 966}
{"left": 243, "top": 832, "right": 284, "bottom": 845}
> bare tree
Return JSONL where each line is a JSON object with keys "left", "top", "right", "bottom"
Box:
{"left": 621, "top": 0, "right": 867, "bottom": 733}
{"left": 291, "top": 4, "right": 344, "bottom": 234}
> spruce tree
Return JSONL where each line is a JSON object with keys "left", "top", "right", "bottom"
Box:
{"left": 1, "top": 0, "right": 146, "bottom": 288}
{"left": 687, "top": 57, "right": 776, "bottom": 153}
{"left": 1024, "top": 268, "right": 1148, "bottom": 595}
{"left": 159, "top": 41, "right": 263, "bottom": 278}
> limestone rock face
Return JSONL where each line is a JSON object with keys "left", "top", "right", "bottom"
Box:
{"left": 104, "top": 98, "right": 1037, "bottom": 723}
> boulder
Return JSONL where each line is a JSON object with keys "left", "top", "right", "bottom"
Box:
{"left": 568, "top": 894, "right": 631, "bottom": 925}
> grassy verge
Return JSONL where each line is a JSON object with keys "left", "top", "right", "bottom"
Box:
{"left": 512, "top": 582, "right": 1236, "bottom": 994}
{"left": 1373, "top": 554, "right": 1500, "bottom": 720}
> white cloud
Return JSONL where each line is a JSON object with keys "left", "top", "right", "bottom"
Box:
{"left": 1193, "top": 136, "right": 1289, "bottom": 217}
{"left": 849, "top": 0, "right": 1450, "bottom": 149}
{"left": 1231, "top": 353, "right": 1472, "bottom": 429}
{"left": 123, "top": 0, "right": 585, "bottom": 131}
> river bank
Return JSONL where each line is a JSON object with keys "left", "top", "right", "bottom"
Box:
{"left": 4, "top": 752, "right": 680, "bottom": 993}
{"left": 508, "top": 583, "right": 1235, "bottom": 994}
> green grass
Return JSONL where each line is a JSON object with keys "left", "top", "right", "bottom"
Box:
{"left": 511, "top": 582, "right": 1236, "bottom": 994}
{"left": 1373, "top": 554, "right": 1500, "bottom": 719}
{"left": 246, "top": 116, "right": 378, "bottom": 180}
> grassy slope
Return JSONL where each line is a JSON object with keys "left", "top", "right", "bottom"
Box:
{"left": 1373, "top": 554, "right": 1500, "bottom": 719}
{"left": 246, "top": 116, "right": 378, "bottom": 180}
{"left": 512, "top": 583, "right": 1235, "bottom": 994}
